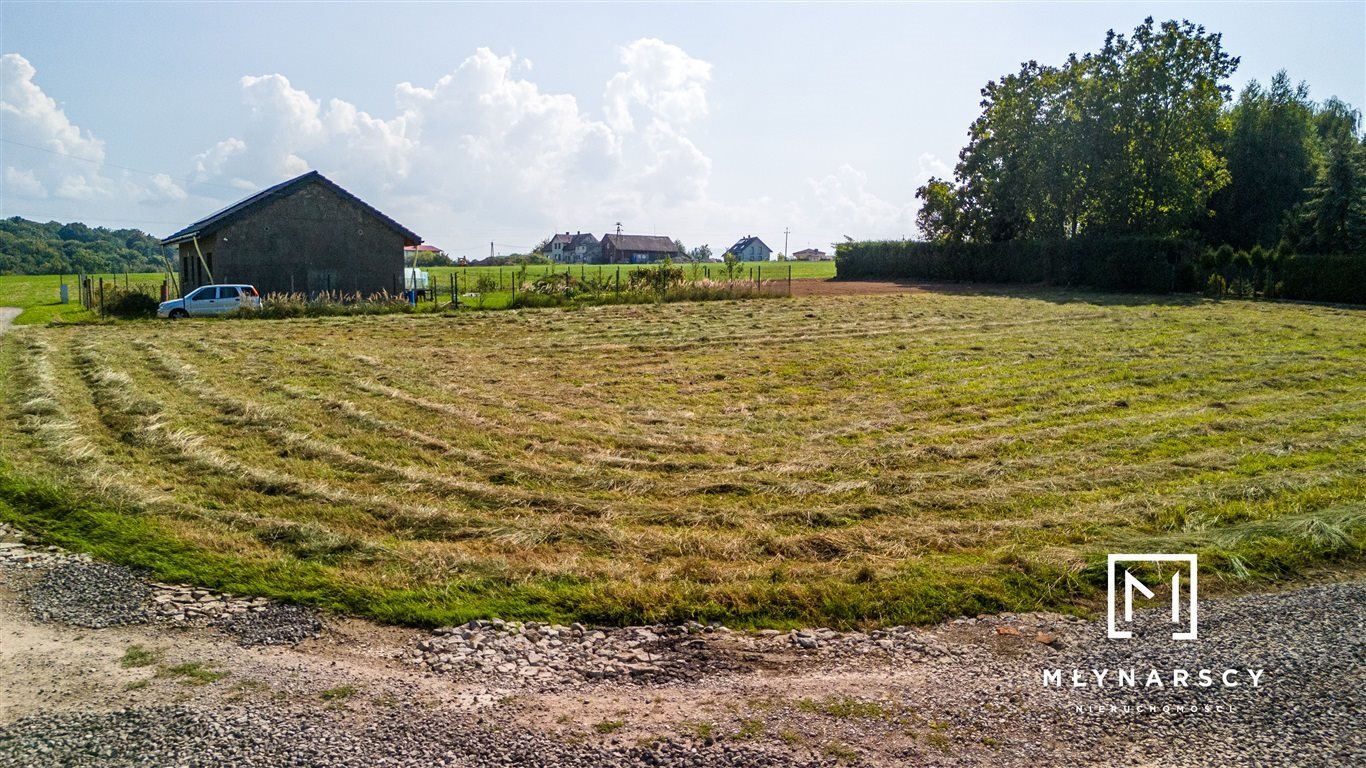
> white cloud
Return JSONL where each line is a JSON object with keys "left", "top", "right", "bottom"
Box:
{"left": 917, "top": 152, "right": 951, "bottom": 181}
{"left": 2, "top": 43, "right": 918, "bottom": 253}
{"left": 1, "top": 53, "right": 186, "bottom": 208}
{"left": 604, "top": 38, "right": 712, "bottom": 132}
{"left": 189, "top": 42, "right": 720, "bottom": 247}
{"left": 147, "top": 173, "right": 187, "bottom": 202}
{"left": 2, "top": 52, "right": 108, "bottom": 199}
{"left": 4, "top": 166, "right": 45, "bottom": 198}
{"left": 801, "top": 164, "right": 915, "bottom": 240}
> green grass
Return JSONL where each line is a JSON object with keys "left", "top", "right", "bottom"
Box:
{"left": 0, "top": 289, "right": 1362, "bottom": 629}
{"left": 424, "top": 259, "right": 834, "bottom": 289}
{"left": 736, "top": 718, "right": 766, "bottom": 739}
{"left": 0, "top": 273, "right": 168, "bottom": 324}
{"left": 156, "top": 661, "right": 229, "bottom": 686}
{"left": 120, "top": 644, "right": 162, "bottom": 668}
{"left": 0, "top": 264, "right": 821, "bottom": 323}
{"left": 593, "top": 719, "right": 626, "bottom": 734}
{"left": 320, "top": 685, "right": 359, "bottom": 701}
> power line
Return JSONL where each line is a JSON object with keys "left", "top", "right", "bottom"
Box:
{"left": 0, "top": 138, "right": 249, "bottom": 194}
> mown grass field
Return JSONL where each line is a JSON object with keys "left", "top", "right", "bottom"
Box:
{"left": 0, "top": 289, "right": 1362, "bottom": 628}
{"left": 0, "top": 273, "right": 169, "bottom": 324}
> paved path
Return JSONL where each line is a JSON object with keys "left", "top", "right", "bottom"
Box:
{"left": 0, "top": 308, "right": 20, "bottom": 336}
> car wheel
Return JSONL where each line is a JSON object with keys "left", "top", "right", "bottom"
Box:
{"left": 169, "top": 309, "right": 189, "bottom": 319}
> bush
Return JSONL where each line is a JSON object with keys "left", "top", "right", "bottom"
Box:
{"left": 628, "top": 263, "right": 686, "bottom": 294}
{"left": 230, "top": 291, "right": 415, "bottom": 319}
{"left": 102, "top": 285, "right": 160, "bottom": 319}
{"left": 835, "top": 237, "right": 1200, "bottom": 292}
{"left": 1278, "top": 254, "right": 1366, "bottom": 304}
{"left": 835, "top": 238, "right": 1361, "bottom": 304}
{"left": 506, "top": 278, "right": 781, "bottom": 310}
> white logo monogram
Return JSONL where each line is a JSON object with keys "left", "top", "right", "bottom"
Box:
{"left": 1107, "top": 554, "right": 1198, "bottom": 640}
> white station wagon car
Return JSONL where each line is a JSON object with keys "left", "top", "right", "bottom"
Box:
{"left": 158, "top": 284, "right": 262, "bottom": 318}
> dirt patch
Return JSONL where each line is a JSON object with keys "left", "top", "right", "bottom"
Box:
{"left": 787, "top": 279, "right": 930, "bottom": 297}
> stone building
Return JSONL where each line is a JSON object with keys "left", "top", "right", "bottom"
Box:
{"left": 162, "top": 171, "right": 421, "bottom": 296}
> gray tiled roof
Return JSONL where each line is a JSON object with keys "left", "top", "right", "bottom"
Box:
{"left": 162, "top": 171, "right": 421, "bottom": 246}
{"left": 603, "top": 234, "right": 679, "bottom": 252}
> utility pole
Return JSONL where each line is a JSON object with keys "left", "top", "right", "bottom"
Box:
{"left": 783, "top": 227, "right": 790, "bottom": 261}
{"left": 615, "top": 222, "right": 622, "bottom": 236}
{"left": 490, "top": 241, "right": 494, "bottom": 260}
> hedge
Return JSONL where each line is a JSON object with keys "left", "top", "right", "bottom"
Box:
{"left": 835, "top": 238, "right": 1363, "bottom": 304}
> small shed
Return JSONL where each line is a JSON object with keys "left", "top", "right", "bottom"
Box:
{"left": 162, "top": 171, "right": 421, "bottom": 297}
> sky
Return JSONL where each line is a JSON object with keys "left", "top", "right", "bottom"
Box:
{"left": 2, "top": 2, "right": 1363, "bottom": 260}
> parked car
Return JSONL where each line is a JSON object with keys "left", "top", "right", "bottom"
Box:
{"left": 158, "top": 284, "right": 261, "bottom": 318}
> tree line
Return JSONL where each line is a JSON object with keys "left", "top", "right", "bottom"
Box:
{"left": 915, "top": 17, "right": 1364, "bottom": 257}
{"left": 0, "top": 217, "right": 168, "bottom": 275}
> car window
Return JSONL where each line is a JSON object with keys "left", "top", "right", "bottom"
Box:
{"left": 219, "top": 287, "right": 241, "bottom": 299}
{"left": 189, "top": 287, "right": 215, "bottom": 301}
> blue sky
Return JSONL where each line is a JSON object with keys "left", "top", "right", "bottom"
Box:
{"left": 2, "top": 2, "right": 1363, "bottom": 259}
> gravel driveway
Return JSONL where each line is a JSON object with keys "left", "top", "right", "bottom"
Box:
{"left": 0, "top": 526, "right": 1362, "bottom": 766}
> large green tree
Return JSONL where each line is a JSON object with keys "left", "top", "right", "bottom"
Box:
{"left": 914, "top": 177, "right": 967, "bottom": 242}
{"left": 918, "top": 17, "right": 1238, "bottom": 241}
{"left": 1287, "top": 99, "right": 1365, "bottom": 254}
{"left": 1204, "top": 72, "right": 1318, "bottom": 248}
{"left": 1080, "top": 18, "right": 1238, "bottom": 235}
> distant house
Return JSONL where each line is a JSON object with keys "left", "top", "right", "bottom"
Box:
{"left": 726, "top": 235, "right": 772, "bottom": 262}
{"left": 542, "top": 231, "right": 602, "bottom": 264}
{"left": 162, "top": 171, "right": 420, "bottom": 296}
{"left": 793, "top": 247, "right": 831, "bottom": 261}
{"left": 601, "top": 233, "right": 683, "bottom": 264}
{"left": 405, "top": 244, "right": 450, "bottom": 264}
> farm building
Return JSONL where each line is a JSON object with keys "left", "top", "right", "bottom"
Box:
{"left": 542, "top": 231, "right": 602, "bottom": 264}
{"left": 162, "top": 171, "right": 421, "bottom": 296}
{"left": 601, "top": 233, "right": 683, "bottom": 264}
{"left": 793, "top": 247, "right": 831, "bottom": 261}
{"left": 726, "top": 235, "right": 773, "bottom": 262}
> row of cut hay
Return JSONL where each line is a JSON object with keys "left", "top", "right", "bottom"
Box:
{"left": 122, "top": 340, "right": 908, "bottom": 568}
{"left": 4, "top": 334, "right": 267, "bottom": 534}
{"left": 181, "top": 289, "right": 1366, "bottom": 522}
{"left": 132, "top": 340, "right": 676, "bottom": 546}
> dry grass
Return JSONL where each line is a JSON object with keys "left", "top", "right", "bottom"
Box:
{"left": 0, "top": 289, "right": 1362, "bottom": 626}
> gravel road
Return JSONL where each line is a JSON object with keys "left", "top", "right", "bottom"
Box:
{"left": 1, "top": 523, "right": 1361, "bottom": 766}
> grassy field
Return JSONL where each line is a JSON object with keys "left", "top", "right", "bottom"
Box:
{"left": 0, "top": 289, "right": 1362, "bottom": 628}
{"left": 0, "top": 273, "right": 169, "bottom": 324}
{"left": 0, "top": 263, "right": 831, "bottom": 320}
{"left": 425, "top": 260, "right": 835, "bottom": 286}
